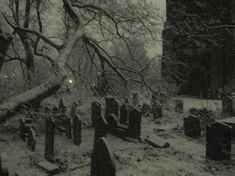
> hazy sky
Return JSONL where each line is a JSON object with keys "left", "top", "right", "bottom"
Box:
{"left": 146, "top": 0, "right": 166, "bottom": 57}
{"left": 153, "top": 0, "right": 166, "bottom": 12}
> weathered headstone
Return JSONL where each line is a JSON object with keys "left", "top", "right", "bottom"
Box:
{"left": 206, "top": 122, "right": 232, "bottom": 160}
{"left": 44, "top": 117, "right": 55, "bottom": 162}
{"left": 0, "top": 153, "right": 9, "bottom": 176}
{"left": 26, "top": 127, "right": 36, "bottom": 151}
{"left": 132, "top": 92, "right": 140, "bottom": 106}
{"left": 58, "top": 98, "right": 66, "bottom": 114}
{"left": 105, "top": 97, "right": 119, "bottom": 121}
{"left": 70, "top": 101, "right": 78, "bottom": 117}
{"left": 94, "top": 116, "right": 107, "bottom": 145}
{"left": 184, "top": 115, "right": 201, "bottom": 138}
{"left": 19, "top": 117, "right": 33, "bottom": 141}
{"left": 65, "top": 116, "right": 72, "bottom": 139}
{"left": 19, "top": 117, "right": 27, "bottom": 141}
{"left": 91, "top": 101, "right": 102, "bottom": 127}
{"left": 175, "top": 99, "right": 183, "bottom": 113}
{"left": 73, "top": 113, "right": 81, "bottom": 145}
{"left": 145, "top": 135, "right": 170, "bottom": 148}
{"left": 128, "top": 108, "right": 141, "bottom": 138}
{"left": 142, "top": 103, "right": 152, "bottom": 116}
{"left": 151, "top": 95, "right": 162, "bottom": 119}
{"left": 38, "top": 161, "right": 60, "bottom": 175}
{"left": 106, "top": 114, "right": 118, "bottom": 128}
{"left": 91, "top": 137, "right": 116, "bottom": 176}
{"left": 120, "top": 104, "right": 129, "bottom": 125}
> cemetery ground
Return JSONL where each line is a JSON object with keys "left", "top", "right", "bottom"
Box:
{"left": 0, "top": 96, "right": 235, "bottom": 176}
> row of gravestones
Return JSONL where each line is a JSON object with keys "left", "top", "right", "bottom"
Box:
{"left": 92, "top": 97, "right": 142, "bottom": 139}
{"left": 184, "top": 114, "right": 233, "bottom": 160}
{"left": 1, "top": 108, "right": 115, "bottom": 176}
{"left": 132, "top": 92, "right": 163, "bottom": 119}
{"left": 91, "top": 107, "right": 116, "bottom": 176}
{"left": 18, "top": 99, "right": 82, "bottom": 162}
{"left": 44, "top": 113, "right": 81, "bottom": 162}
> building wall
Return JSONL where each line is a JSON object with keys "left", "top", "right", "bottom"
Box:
{"left": 162, "top": 0, "right": 235, "bottom": 97}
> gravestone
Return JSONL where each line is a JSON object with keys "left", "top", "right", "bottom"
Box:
{"left": 91, "top": 137, "right": 116, "bottom": 176}
{"left": 175, "top": 99, "right": 183, "bottom": 113}
{"left": 65, "top": 116, "right": 72, "bottom": 139}
{"left": 58, "top": 98, "right": 66, "bottom": 114}
{"left": 91, "top": 101, "right": 102, "bottom": 127}
{"left": 120, "top": 104, "right": 129, "bottom": 125}
{"left": 105, "top": 97, "right": 119, "bottom": 121}
{"left": 106, "top": 114, "right": 118, "bottom": 128}
{"left": 94, "top": 116, "right": 107, "bottom": 145}
{"left": 73, "top": 113, "right": 81, "bottom": 145}
{"left": 0, "top": 153, "right": 9, "bottom": 176}
{"left": 151, "top": 95, "right": 162, "bottom": 119}
{"left": 44, "top": 117, "right": 55, "bottom": 162}
{"left": 19, "top": 117, "right": 33, "bottom": 141}
{"left": 70, "top": 101, "right": 78, "bottom": 117}
{"left": 206, "top": 122, "right": 232, "bottom": 160}
{"left": 26, "top": 127, "right": 36, "bottom": 151}
{"left": 38, "top": 161, "right": 60, "bottom": 175}
{"left": 19, "top": 117, "right": 27, "bottom": 141}
{"left": 128, "top": 108, "right": 141, "bottom": 138}
{"left": 184, "top": 115, "right": 201, "bottom": 138}
{"left": 132, "top": 92, "right": 140, "bottom": 106}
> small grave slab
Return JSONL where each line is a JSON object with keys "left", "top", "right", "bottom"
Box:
{"left": 38, "top": 161, "right": 60, "bottom": 175}
{"left": 145, "top": 135, "right": 170, "bottom": 148}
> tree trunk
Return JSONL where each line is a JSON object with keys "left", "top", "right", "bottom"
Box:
{"left": 20, "top": 35, "right": 35, "bottom": 88}
{"left": 0, "top": 28, "right": 84, "bottom": 123}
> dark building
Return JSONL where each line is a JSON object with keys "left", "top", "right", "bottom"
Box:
{"left": 162, "top": 0, "right": 235, "bottom": 97}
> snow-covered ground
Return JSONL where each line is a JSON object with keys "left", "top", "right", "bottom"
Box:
{"left": 0, "top": 97, "right": 235, "bottom": 176}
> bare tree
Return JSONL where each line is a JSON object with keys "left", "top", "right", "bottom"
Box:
{"left": 0, "top": 0, "right": 160, "bottom": 122}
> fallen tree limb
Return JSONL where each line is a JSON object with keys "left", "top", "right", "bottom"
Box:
{"left": 0, "top": 27, "right": 84, "bottom": 123}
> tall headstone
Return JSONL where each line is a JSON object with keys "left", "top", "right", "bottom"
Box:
{"left": 58, "top": 98, "right": 66, "bottom": 114}
{"left": 91, "top": 137, "right": 116, "bottom": 176}
{"left": 120, "top": 104, "right": 129, "bottom": 125}
{"left": 19, "top": 117, "right": 33, "bottom": 141}
{"left": 105, "top": 97, "right": 119, "bottom": 120}
{"left": 73, "top": 113, "right": 82, "bottom": 145}
{"left": 91, "top": 101, "right": 102, "bottom": 127}
{"left": 184, "top": 115, "right": 201, "bottom": 138}
{"left": 132, "top": 92, "right": 140, "bottom": 106}
{"left": 19, "top": 117, "right": 27, "bottom": 141}
{"left": 44, "top": 117, "right": 55, "bottom": 162}
{"left": 0, "top": 153, "right": 9, "bottom": 176}
{"left": 206, "top": 122, "right": 232, "bottom": 160}
{"left": 65, "top": 116, "right": 72, "bottom": 139}
{"left": 70, "top": 101, "right": 78, "bottom": 117}
{"left": 128, "top": 108, "right": 141, "bottom": 138}
{"left": 94, "top": 116, "right": 107, "bottom": 145}
{"left": 151, "top": 95, "right": 162, "bottom": 119}
{"left": 26, "top": 127, "right": 36, "bottom": 151}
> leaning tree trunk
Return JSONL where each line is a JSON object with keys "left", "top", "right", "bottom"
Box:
{"left": 0, "top": 28, "right": 84, "bottom": 123}
{"left": 0, "top": 33, "right": 12, "bottom": 70}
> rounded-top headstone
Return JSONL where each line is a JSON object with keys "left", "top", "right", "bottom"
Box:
{"left": 91, "top": 137, "right": 116, "bottom": 176}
